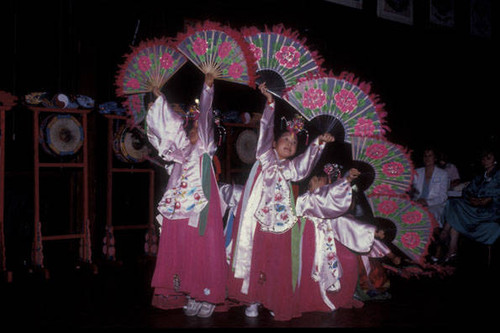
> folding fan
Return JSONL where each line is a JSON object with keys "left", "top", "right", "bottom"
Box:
{"left": 242, "top": 24, "right": 324, "bottom": 97}
{"left": 368, "top": 195, "right": 438, "bottom": 263}
{"left": 124, "top": 93, "right": 147, "bottom": 126}
{"left": 115, "top": 37, "right": 187, "bottom": 96}
{"left": 284, "top": 73, "right": 388, "bottom": 140}
{"left": 176, "top": 20, "right": 256, "bottom": 87}
{"left": 350, "top": 136, "right": 414, "bottom": 196}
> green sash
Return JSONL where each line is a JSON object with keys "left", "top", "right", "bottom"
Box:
{"left": 198, "top": 153, "right": 212, "bottom": 236}
{"left": 290, "top": 183, "right": 306, "bottom": 293}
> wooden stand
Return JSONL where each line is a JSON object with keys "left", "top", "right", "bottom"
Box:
{"left": 102, "top": 115, "right": 156, "bottom": 262}
{"left": 30, "top": 106, "right": 93, "bottom": 276}
{"left": 0, "top": 93, "right": 17, "bottom": 282}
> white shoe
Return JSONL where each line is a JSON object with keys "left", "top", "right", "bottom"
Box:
{"left": 183, "top": 298, "right": 202, "bottom": 316}
{"left": 245, "top": 303, "right": 259, "bottom": 317}
{"left": 197, "top": 302, "right": 216, "bottom": 318}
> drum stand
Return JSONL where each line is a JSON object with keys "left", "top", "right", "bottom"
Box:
{"left": 102, "top": 114, "right": 156, "bottom": 264}
{"left": 30, "top": 106, "right": 95, "bottom": 278}
{"left": 0, "top": 93, "right": 16, "bottom": 282}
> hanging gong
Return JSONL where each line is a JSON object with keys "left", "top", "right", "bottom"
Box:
{"left": 40, "top": 114, "right": 84, "bottom": 156}
{"left": 113, "top": 125, "right": 149, "bottom": 163}
{"left": 235, "top": 129, "right": 258, "bottom": 164}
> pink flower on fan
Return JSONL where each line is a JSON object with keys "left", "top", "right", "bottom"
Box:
{"left": 228, "top": 62, "right": 244, "bottom": 79}
{"left": 302, "top": 88, "right": 326, "bottom": 109}
{"left": 218, "top": 41, "right": 232, "bottom": 59}
{"left": 249, "top": 43, "right": 262, "bottom": 61}
{"left": 401, "top": 232, "right": 421, "bottom": 249}
{"left": 382, "top": 161, "right": 405, "bottom": 178}
{"left": 372, "top": 184, "right": 396, "bottom": 196}
{"left": 128, "top": 94, "right": 142, "bottom": 109}
{"left": 353, "top": 117, "right": 375, "bottom": 136}
{"left": 138, "top": 56, "right": 152, "bottom": 72}
{"left": 126, "top": 78, "right": 140, "bottom": 90}
{"left": 377, "top": 199, "right": 398, "bottom": 215}
{"left": 402, "top": 210, "right": 423, "bottom": 224}
{"left": 193, "top": 37, "right": 208, "bottom": 56}
{"left": 366, "top": 143, "right": 389, "bottom": 159}
{"left": 275, "top": 45, "right": 301, "bottom": 69}
{"left": 326, "top": 252, "right": 337, "bottom": 262}
{"left": 160, "top": 53, "right": 174, "bottom": 69}
{"left": 334, "top": 89, "right": 358, "bottom": 113}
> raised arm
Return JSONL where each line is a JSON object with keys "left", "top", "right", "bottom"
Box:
{"left": 256, "top": 83, "right": 275, "bottom": 158}
{"left": 197, "top": 73, "right": 216, "bottom": 154}
{"left": 146, "top": 92, "right": 188, "bottom": 163}
{"left": 296, "top": 177, "right": 353, "bottom": 219}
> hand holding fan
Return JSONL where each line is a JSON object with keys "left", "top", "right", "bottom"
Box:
{"left": 368, "top": 195, "right": 438, "bottom": 263}
{"left": 284, "top": 73, "right": 388, "bottom": 140}
{"left": 116, "top": 37, "right": 187, "bottom": 96}
{"left": 176, "top": 20, "right": 256, "bottom": 87}
{"left": 242, "top": 24, "right": 324, "bottom": 97}
{"left": 350, "top": 136, "right": 414, "bottom": 196}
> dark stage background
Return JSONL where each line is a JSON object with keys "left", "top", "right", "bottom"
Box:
{"left": 1, "top": 0, "right": 497, "bottom": 173}
{"left": 0, "top": 0, "right": 497, "bottom": 269}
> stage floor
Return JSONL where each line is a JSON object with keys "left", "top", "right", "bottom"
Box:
{"left": 2, "top": 238, "right": 498, "bottom": 329}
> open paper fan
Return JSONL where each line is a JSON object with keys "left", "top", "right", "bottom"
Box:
{"left": 368, "top": 195, "right": 438, "bottom": 263}
{"left": 350, "top": 136, "right": 414, "bottom": 196}
{"left": 284, "top": 73, "right": 388, "bottom": 139}
{"left": 242, "top": 24, "right": 324, "bottom": 97}
{"left": 123, "top": 93, "right": 147, "bottom": 126}
{"left": 116, "top": 37, "right": 187, "bottom": 96}
{"left": 176, "top": 20, "right": 256, "bottom": 87}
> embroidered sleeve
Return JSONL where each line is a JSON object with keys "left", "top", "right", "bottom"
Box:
{"left": 256, "top": 101, "right": 275, "bottom": 158}
{"left": 287, "top": 137, "right": 326, "bottom": 181}
{"left": 146, "top": 95, "right": 189, "bottom": 163}
{"left": 296, "top": 178, "right": 353, "bottom": 219}
{"left": 197, "top": 83, "right": 216, "bottom": 155}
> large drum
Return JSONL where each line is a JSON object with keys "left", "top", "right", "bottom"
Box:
{"left": 40, "top": 114, "right": 84, "bottom": 156}
{"left": 235, "top": 129, "right": 258, "bottom": 165}
{"left": 112, "top": 125, "right": 149, "bottom": 163}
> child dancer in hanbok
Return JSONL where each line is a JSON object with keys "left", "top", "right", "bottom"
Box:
{"left": 294, "top": 167, "right": 378, "bottom": 313}
{"left": 226, "top": 83, "right": 335, "bottom": 321}
{"left": 147, "top": 73, "right": 227, "bottom": 318}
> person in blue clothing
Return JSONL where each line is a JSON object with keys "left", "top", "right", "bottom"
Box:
{"left": 440, "top": 148, "right": 500, "bottom": 262}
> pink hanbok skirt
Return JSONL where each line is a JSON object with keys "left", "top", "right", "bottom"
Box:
{"left": 227, "top": 223, "right": 302, "bottom": 321}
{"left": 151, "top": 173, "right": 227, "bottom": 310}
{"left": 294, "top": 219, "right": 364, "bottom": 314}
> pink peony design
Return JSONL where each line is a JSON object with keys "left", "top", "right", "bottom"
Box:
{"left": 401, "top": 232, "right": 421, "bottom": 249}
{"left": 382, "top": 161, "right": 405, "bottom": 178}
{"left": 366, "top": 143, "right": 389, "bottom": 159}
{"left": 193, "top": 37, "right": 208, "bottom": 56}
{"left": 334, "top": 89, "right": 358, "bottom": 113}
{"left": 128, "top": 94, "right": 142, "bottom": 109}
{"left": 354, "top": 117, "right": 375, "bottom": 136}
{"left": 160, "top": 53, "right": 174, "bottom": 69}
{"left": 218, "top": 41, "right": 232, "bottom": 59}
{"left": 326, "top": 252, "right": 337, "bottom": 261}
{"left": 138, "top": 56, "right": 152, "bottom": 72}
{"left": 274, "top": 193, "right": 283, "bottom": 201}
{"left": 402, "top": 210, "right": 423, "bottom": 224}
{"left": 275, "top": 45, "right": 301, "bottom": 69}
{"left": 302, "top": 88, "right": 326, "bottom": 109}
{"left": 377, "top": 199, "right": 398, "bottom": 215}
{"left": 228, "top": 62, "right": 244, "bottom": 79}
{"left": 249, "top": 43, "right": 262, "bottom": 62}
{"left": 126, "top": 78, "right": 140, "bottom": 90}
{"left": 372, "top": 184, "right": 396, "bottom": 196}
